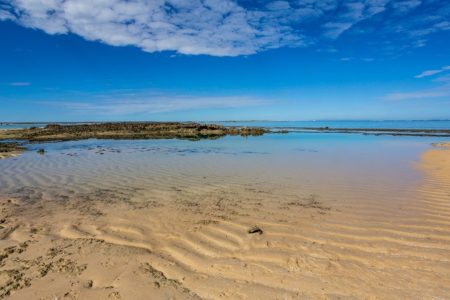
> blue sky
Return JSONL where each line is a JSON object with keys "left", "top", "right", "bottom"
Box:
{"left": 1, "top": 0, "right": 450, "bottom": 121}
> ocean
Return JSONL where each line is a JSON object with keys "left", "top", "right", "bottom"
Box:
{"left": 2, "top": 120, "right": 450, "bottom": 130}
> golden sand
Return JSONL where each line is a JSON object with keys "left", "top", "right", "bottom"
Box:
{"left": 0, "top": 143, "right": 449, "bottom": 299}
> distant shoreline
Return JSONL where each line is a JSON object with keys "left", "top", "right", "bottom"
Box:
{"left": 276, "top": 127, "right": 450, "bottom": 137}
{"left": 0, "top": 120, "right": 450, "bottom": 142}
{"left": 2, "top": 119, "right": 450, "bottom": 124}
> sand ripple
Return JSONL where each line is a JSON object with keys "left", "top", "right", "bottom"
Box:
{"left": 0, "top": 141, "right": 449, "bottom": 299}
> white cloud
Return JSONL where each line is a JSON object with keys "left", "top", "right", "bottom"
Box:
{"left": 322, "top": 0, "right": 389, "bottom": 39}
{"left": 1, "top": 0, "right": 450, "bottom": 56}
{"left": 434, "top": 74, "right": 450, "bottom": 83}
{"left": 40, "top": 91, "right": 270, "bottom": 115}
{"left": 2, "top": 0, "right": 308, "bottom": 56}
{"left": 9, "top": 82, "right": 31, "bottom": 86}
{"left": 383, "top": 87, "right": 450, "bottom": 101}
{"left": 391, "top": 0, "right": 421, "bottom": 13}
{"left": 415, "top": 69, "right": 443, "bottom": 78}
{"left": 382, "top": 65, "right": 450, "bottom": 101}
{"left": 322, "top": 22, "right": 353, "bottom": 39}
{"left": 0, "top": 10, "right": 14, "bottom": 20}
{"left": 415, "top": 65, "right": 450, "bottom": 78}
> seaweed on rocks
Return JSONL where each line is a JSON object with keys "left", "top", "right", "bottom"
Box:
{"left": 0, "top": 122, "right": 268, "bottom": 142}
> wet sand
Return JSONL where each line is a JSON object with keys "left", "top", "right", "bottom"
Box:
{"left": 0, "top": 153, "right": 20, "bottom": 160}
{"left": 0, "top": 141, "right": 449, "bottom": 299}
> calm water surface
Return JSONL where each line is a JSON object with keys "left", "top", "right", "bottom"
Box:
{"left": 215, "top": 120, "right": 450, "bottom": 130}
{"left": 0, "top": 132, "right": 448, "bottom": 208}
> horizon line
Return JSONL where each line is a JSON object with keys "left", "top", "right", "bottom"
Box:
{"left": 2, "top": 119, "right": 450, "bottom": 124}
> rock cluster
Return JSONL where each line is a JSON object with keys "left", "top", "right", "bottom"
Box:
{"left": 0, "top": 122, "right": 268, "bottom": 142}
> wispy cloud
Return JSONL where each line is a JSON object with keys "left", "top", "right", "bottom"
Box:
{"left": 0, "top": 9, "right": 14, "bottom": 20}
{"left": 383, "top": 86, "right": 450, "bottom": 101}
{"left": 391, "top": 0, "right": 421, "bottom": 13}
{"left": 434, "top": 74, "right": 450, "bottom": 83}
{"left": 322, "top": 1, "right": 387, "bottom": 39}
{"left": 39, "top": 91, "right": 270, "bottom": 115}
{"left": 1, "top": 0, "right": 450, "bottom": 56}
{"left": 415, "top": 65, "right": 450, "bottom": 78}
{"left": 9, "top": 82, "right": 31, "bottom": 86}
{"left": 383, "top": 64, "right": 450, "bottom": 101}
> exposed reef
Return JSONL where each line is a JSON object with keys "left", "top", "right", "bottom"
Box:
{"left": 293, "top": 127, "right": 450, "bottom": 137}
{"left": 0, "top": 122, "right": 268, "bottom": 142}
{"left": 0, "top": 142, "right": 25, "bottom": 159}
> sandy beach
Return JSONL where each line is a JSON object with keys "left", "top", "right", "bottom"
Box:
{"left": 0, "top": 140, "right": 449, "bottom": 299}
{"left": 2, "top": 0, "right": 450, "bottom": 297}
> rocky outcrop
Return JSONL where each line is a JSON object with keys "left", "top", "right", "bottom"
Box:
{"left": 0, "top": 122, "right": 268, "bottom": 142}
{"left": 0, "top": 142, "right": 25, "bottom": 159}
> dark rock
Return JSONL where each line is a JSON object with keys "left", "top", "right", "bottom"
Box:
{"left": 0, "top": 122, "right": 269, "bottom": 142}
{"left": 248, "top": 226, "right": 263, "bottom": 235}
{"left": 83, "top": 280, "right": 93, "bottom": 288}
{"left": 0, "top": 142, "right": 25, "bottom": 153}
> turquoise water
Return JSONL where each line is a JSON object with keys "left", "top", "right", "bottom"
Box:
{"left": 0, "top": 122, "right": 93, "bottom": 130}
{"left": 0, "top": 123, "right": 48, "bottom": 130}
{"left": 215, "top": 120, "right": 450, "bottom": 130}
{"left": 1, "top": 132, "right": 449, "bottom": 197}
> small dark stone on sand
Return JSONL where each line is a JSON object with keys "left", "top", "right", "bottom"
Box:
{"left": 83, "top": 280, "right": 93, "bottom": 288}
{"left": 248, "top": 226, "right": 263, "bottom": 235}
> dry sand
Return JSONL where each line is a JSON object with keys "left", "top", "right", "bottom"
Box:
{"left": 0, "top": 143, "right": 450, "bottom": 299}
